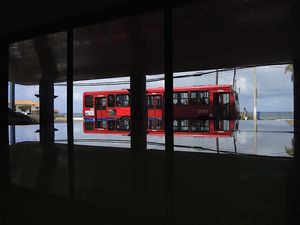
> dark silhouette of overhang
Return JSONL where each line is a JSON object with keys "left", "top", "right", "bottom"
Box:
{"left": 5, "top": 0, "right": 294, "bottom": 84}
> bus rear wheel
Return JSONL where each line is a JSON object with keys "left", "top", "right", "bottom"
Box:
{"left": 120, "top": 116, "right": 130, "bottom": 123}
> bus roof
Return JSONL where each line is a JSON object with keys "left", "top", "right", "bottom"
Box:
{"left": 83, "top": 84, "right": 234, "bottom": 95}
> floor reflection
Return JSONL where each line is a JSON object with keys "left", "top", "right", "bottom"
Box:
{"left": 7, "top": 120, "right": 295, "bottom": 225}
{"left": 81, "top": 119, "right": 293, "bottom": 157}
{"left": 8, "top": 119, "right": 294, "bottom": 157}
{"left": 83, "top": 118, "right": 238, "bottom": 136}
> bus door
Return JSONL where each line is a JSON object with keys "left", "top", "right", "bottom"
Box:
{"left": 213, "top": 92, "right": 230, "bottom": 119}
{"left": 95, "top": 96, "right": 107, "bottom": 121}
{"left": 107, "top": 94, "right": 117, "bottom": 119}
{"left": 147, "top": 95, "right": 163, "bottom": 119}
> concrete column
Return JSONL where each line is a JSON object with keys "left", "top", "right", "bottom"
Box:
{"left": 126, "top": 16, "right": 147, "bottom": 152}
{"left": 164, "top": 5, "right": 174, "bottom": 153}
{"left": 39, "top": 81, "right": 55, "bottom": 144}
{"left": 130, "top": 74, "right": 147, "bottom": 151}
{"left": 67, "top": 29, "right": 75, "bottom": 198}
{"left": 34, "top": 36, "right": 58, "bottom": 145}
{"left": 164, "top": 6, "right": 174, "bottom": 225}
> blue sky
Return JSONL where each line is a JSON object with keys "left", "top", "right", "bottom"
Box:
{"left": 12, "top": 64, "right": 293, "bottom": 113}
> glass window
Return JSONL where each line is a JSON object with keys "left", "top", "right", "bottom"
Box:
{"left": 108, "top": 120, "right": 116, "bottom": 130}
{"left": 148, "top": 95, "right": 162, "bottom": 109}
{"left": 116, "top": 94, "right": 130, "bottom": 107}
{"left": 85, "top": 95, "right": 93, "bottom": 108}
{"left": 156, "top": 96, "right": 162, "bottom": 109}
{"left": 179, "top": 92, "right": 189, "bottom": 105}
{"left": 108, "top": 94, "right": 115, "bottom": 107}
{"left": 117, "top": 119, "right": 130, "bottom": 131}
{"left": 148, "top": 96, "right": 154, "bottom": 109}
{"left": 155, "top": 119, "right": 163, "bottom": 130}
{"left": 235, "top": 93, "right": 239, "bottom": 101}
{"left": 223, "top": 120, "right": 230, "bottom": 131}
{"left": 223, "top": 93, "right": 230, "bottom": 104}
{"left": 85, "top": 121, "right": 94, "bottom": 130}
{"left": 173, "top": 120, "right": 179, "bottom": 131}
{"left": 190, "top": 120, "right": 209, "bottom": 132}
{"left": 173, "top": 92, "right": 178, "bottom": 105}
{"left": 190, "top": 91, "right": 209, "bottom": 105}
{"left": 95, "top": 97, "right": 106, "bottom": 110}
{"left": 148, "top": 119, "right": 153, "bottom": 129}
{"left": 174, "top": 119, "right": 189, "bottom": 132}
{"left": 95, "top": 120, "right": 107, "bottom": 129}
{"left": 149, "top": 119, "right": 163, "bottom": 130}
{"left": 179, "top": 119, "right": 189, "bottom": 131}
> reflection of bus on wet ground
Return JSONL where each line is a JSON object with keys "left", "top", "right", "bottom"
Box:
{"left": 83, "top": 85, "right": 240, "bottom": 121}
{"left": 83, "top": 119, "right": 238, "bottom": 138}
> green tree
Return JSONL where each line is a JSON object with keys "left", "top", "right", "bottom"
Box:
{"left": 285, "top": 64, "right": 294, "bottom": 82}
{"left": 18, "top": 105, "right": 31, "bottom": 112}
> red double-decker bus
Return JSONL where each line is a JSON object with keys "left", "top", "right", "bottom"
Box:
{"left": 83, "top": 85, "right": 240, "bottom": 121}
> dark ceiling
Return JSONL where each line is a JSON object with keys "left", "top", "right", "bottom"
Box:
{"left": 4, "top": 0, "right": 295, "bottom": 84}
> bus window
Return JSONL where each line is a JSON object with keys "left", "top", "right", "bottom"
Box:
{"left": 214, "top": 120, "right": 230, "bottom": 131}
{"left": 148, "top": 119, "right": 153, "bottom": 129}
{"left": 173, "top": 119, "right": 189, "bottom": 131}
{"left": 190, "top": 120, "right": 209, "bottom": 132}
{"left": 108, "top": 94, "right": 115, "bottom": 107}
{"left": 117, "top": 119, "right": 130, "bottom": 131}
{"left": 148, "top": 119, "right": 163, "bottom": 130}
{"left": 179, "top": 92, "right": 189, "bottom": 105}
{"left": 147, "top": 95, "right": 162, "bottom": 109}
{"left": 95, "top": 97, "right": 106, "bottom": 110}
{"left": 156, "top": 96, "right": 162, "bottom": 109}
{"left": 95, "top": 120, "right": 107, "bottom": 129}
{"left": 190, "top": 91, "right": 209, "bottom": 105}
{"left": 85, "top": 121, "right": 94, "bottom": 130}
{"left": 223, "top": 93, "right": 230, "bottom": 105}
{"left": 148, "top": 96, "right": 154, "bottom": 109}
{"left": 235, "top": 93, "right": 239, "bottom": 101}
{"left": 173, "top": 120, "right": 179, "bottom": 131}
{"left": 173, "top": 92, "right": 178, "bottom": 105}
{"left": 116, "top": 94, "right": 130, "bottom": 107}
{"left": 108, "top": 120, "right": 116, "bottom": 130}
{"left": 85, "top": 95, "right": 93, "bottom": 108}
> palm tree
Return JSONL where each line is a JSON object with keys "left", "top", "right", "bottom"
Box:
{"left": 285, "top": 64, "right": 294, "bottom": 82}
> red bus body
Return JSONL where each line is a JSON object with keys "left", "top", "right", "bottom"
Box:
{"left": 83, "top": 85, "right": 240, "bottom": 120}
{"left": 83, "top": 119, "right": 238, "bottom": 138}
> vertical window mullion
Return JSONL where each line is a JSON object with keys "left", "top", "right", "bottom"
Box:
{"left": 67, "top": 29, "right": 75, "bottom": 198}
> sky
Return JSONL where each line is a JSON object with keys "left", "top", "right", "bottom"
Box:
{"left": 12, "top": 64, "right": 293, "bottom": 113}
